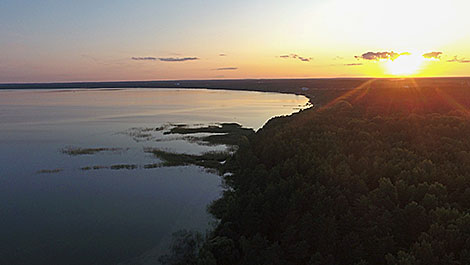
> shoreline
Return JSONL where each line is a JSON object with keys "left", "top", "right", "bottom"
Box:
{"left": 3, "top": 77, "right": 470, "bottom": 109}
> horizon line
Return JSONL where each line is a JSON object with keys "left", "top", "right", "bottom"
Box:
{"left": 2, "top": 76, "right": 470, "bottom": 86}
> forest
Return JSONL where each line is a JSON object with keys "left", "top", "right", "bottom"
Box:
{"left": 160, "top": 81, "right": 470, "bottom": 265}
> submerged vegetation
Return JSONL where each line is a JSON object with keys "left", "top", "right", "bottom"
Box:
{"left": 36, "top": 168, "right": 63, "bottom": 174}
{"left": 139, "top": 123, "right": 255, "bottom": 173}
{"left": 61, "top": 147, "right": 127, "bottom": 156}
{"left": 80, "top": 164, "right": 138, "bottom": 170}
{"left": 158, "top": 230, "right": 206, "bottom": 265}
{"left": 125, "top": 125, "right": 170, "bottom": 142}
{"left": 144, "top": 148, "right": 230, "bottom": 173}
{"left": 81, "top": 164, "right": 157, "bottom": 171}
{"left": 162, "top": 84, "right": 470, "bottom": 265}
{"left": 80, "top": 165, "right": 107, "bottom": 171}
{"left": 60, "top": 123, "right": 254, "bottom": 173}
{"left": 165, "top": 123, "right": 253, "bottom": 135}
{"left": 109, "top": 164, "right": 138, "bottom": 170}
{"left": 126, "top": 122, "right": 255, "bottom": 147}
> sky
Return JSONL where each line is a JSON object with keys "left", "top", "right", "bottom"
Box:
{"left": 1, "top": 0, "right": 470, "bottom": 83}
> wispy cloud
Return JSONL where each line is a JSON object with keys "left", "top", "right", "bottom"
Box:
{"left": 131, "top": 57, "right": 157, "bottom": 61}
{"left": 344, "top": 63, "right": 363, "bottom": 66}
{"left": 131, "top": 56, "right": 199, "bottom": 62}
{"left": 279, "top": 54, "right": 313, "bottom": 62}
{"left": 158, "top": 57, "right": 199, "bottom": 62}
{"left": 219, "top": 53, "right": 227, "bottom": 57}
{"left": 422, "top": 52, "right": 443, "bottom": 59}
{"left": 213, "top": 67, "right": 238, "bottom": 71}
{"left": 447, "top": 56, "right": 470, "bottom": 63}
{"left": 355, "top": 51, "right": 404, "bottom": 61}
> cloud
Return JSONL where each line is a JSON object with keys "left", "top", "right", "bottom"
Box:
{"left": 132, "top": 56, "right": 199, "bottom": 62}
{"left": 158, "top": 57, "right": 199, "bottom": 62}
{"left": 447, "top": 56, "right": 470, "bottom": 63}
{"left": 214, "top": 67, "right": 238, "bottom": 71}
{"left": 355, "top": 51, "right": 403, "bottom": 61}
{"left": 219, "top": 53, "right": 227, "bottom": 57}
{"left": 344, "top": 63, "right": 363, "bottom": 66}
{"left": 422, "top": 52, "right": 443, "bottom": 59}
{"left": 279, "top": 54, "right": 313, "bottom": 62}
{"left": 131, "top": 57, "right": 157, "bottom": 61}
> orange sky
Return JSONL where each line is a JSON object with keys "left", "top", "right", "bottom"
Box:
{"left": 1, "top": 0, "right": 469, "bottom": 83}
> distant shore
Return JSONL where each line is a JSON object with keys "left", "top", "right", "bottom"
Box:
{"left": 2, "top": 77, "right": 470, "bottom": 108}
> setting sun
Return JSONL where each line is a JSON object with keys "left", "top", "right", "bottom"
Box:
{"left": 384, "top": 54, "right": 425, "bottom": 76}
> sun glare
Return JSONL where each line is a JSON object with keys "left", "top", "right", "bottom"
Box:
{"left": 385, "top": 54, "right": 424, "bottom": 76}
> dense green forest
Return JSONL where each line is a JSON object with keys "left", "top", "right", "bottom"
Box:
{"left": 162, "top": 83, "right": 470, "bottom": 265}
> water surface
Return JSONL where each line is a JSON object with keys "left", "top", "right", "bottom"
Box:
{"left": 0, "top": 88, "right": 309, "bottom": 265}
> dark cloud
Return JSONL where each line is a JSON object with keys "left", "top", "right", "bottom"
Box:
{"left": 219, "top": 53, "right": 227, "bottom": 57}
{"left": 280, "top": 54, "right": 313, "bottom": 62}
{"left": 298, "top": 57, "right": 312, "bottom": 62}
{"left": 344, "top": 63, "right": 363, "bottom": 66}
{"left": 158, "top": 57, "right": 199, "bottom": 62}
{"left": 131, "top": 57, "right": 157, "bottom": 61}
{"left": 132, "top": 56, "right": 199, "bottom": 62}
{"left": 355, "top": 51, "right": 403, "bottom": 61}
{"left": 447, "top": 56, "right": 470, "bottom": 63}
{"left": 422, "top": 52, "right": 443, "bottom": 59}
{"left": 214, "top": 67, "right": 238, "bottom": 71}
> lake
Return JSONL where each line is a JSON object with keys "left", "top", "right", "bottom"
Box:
{"left": 0, "top": 88, "right": 309, "bottom": 265}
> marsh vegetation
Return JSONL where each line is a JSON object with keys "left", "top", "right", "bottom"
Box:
{"left": 61, "top": 147, "right": 128, "bottom": 156}
{"left": 50, "top": 123, "right": 256, "bottom": 174}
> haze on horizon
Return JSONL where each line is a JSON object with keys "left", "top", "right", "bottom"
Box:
{"left": 1, "top": 0, "right": 470, "bottom": 83}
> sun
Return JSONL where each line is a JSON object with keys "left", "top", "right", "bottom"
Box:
{"left": 385, "top": 54, "right": 424, "bottom": 76}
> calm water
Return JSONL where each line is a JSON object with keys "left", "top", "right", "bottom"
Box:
{"left": 0, "top": 88, "right": 309, "bottom": 265}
